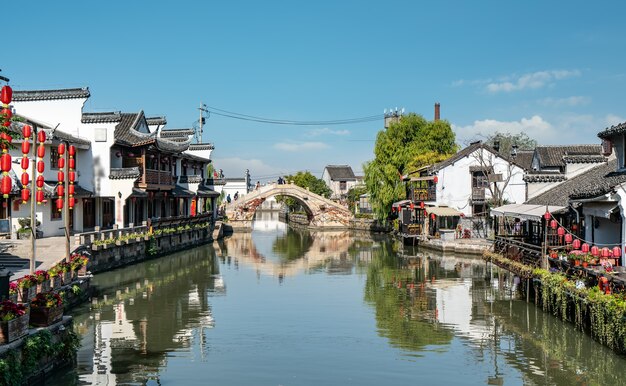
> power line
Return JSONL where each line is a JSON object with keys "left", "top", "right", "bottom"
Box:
{"left": 204, "top": 105, "right": 383, "bottom": 126}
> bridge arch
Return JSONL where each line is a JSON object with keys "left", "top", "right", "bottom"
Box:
{"left": 224, "top": 183, "right": 353, "bottom": 231}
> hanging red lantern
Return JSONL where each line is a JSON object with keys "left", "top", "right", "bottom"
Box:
{"left": 557, "top": 227, "right": 565, "bottom": 236}
{"left": 419, "top": 201, "right": 425, "bottom": 209}
{"left": 20, "top": 172, "right": 28, "bottom": 187}
{"left": 57, "top": 143, "right": 65, "bottom": 155}
{"left": 56, "top": 198, "right": 63, "bottom": 211}
{"left": 0, "top": 133, "right": 11, "bottom": 144}
{"left": 21, "top": 188, "right": 29, "bottom": 203}
{"left": 1, "top": 85, "right": 13, "bottom": 104}
{"left": 544, "top": 211, "right": 551, "bottom": 220}
{"left": 68, "top": 145, "right": 76, "bottom": 156}
{"left": 69, "top": 158, "right": 75, "bottom": 169}
{"left": 1, "top": 175, "right": 11, "bottom": 198}
{"left": 613, "top": 246, "right": 622, "bottom": 258}
{"left": 68, "top": 171, "right": 75, "bottom": 182}
{"left": 601, "top": 247, "right": 611, "bottom": 258}
{"left": 37, "top": 160, "right": 44, "bottom": 173}
{"left": 68, "top": 184, "right": 75, "bottom": 195}
{"left": 36, "top": 175, "right": 44, "bottom": 188}
{"left": 550, "top": 219, "right": 557, "bottom": 229}
{"left": 191, "top": 199, "right": 197, "bottom": 216}
{"left": 1, "top": 108, "right": 11, "bottom": 121}
{"left": 69, "top": 196, "right": 75, "bottom": 209}
{"left": 36, "top": 190, "right": 44, "bottom": 204}
{"left": 37, "top": 131, "right": 46, "bottom": 143}
{"left": 410, "top": 202, "right": 414, "bottom": 210}
{"left": 22, "top": 125, "right": 31, "bottom": 139}
{"left": 21, "top": 141, "right": 30, "bottom": 155}
{"left": 564, "top": 233, "right": 573, "bottom": 243}
{"left": 430, "top": 213, "right": 436, "bottom": 220}
{"left": 58, "top": 157, "right": 65, "bottom": 169}
{"left": 433, "top": 176, "right": 439, "bottom": 184}
{"left": 1, "top": 153, "right": 11, "bottom": 172}
{"left": 37, "top": 145, "right": 45, "bottom": 158}
{"left": 581, "top": 243, "right": 590, "bottom": 253}
{"left": 572, "top": 239, "right": 581, "bottom": 250}
{"left": 20, "top": 157, "right": 28, "bottom": 171}
{"left": 57, "top": 171, "right": 64, "bottom": 183}
{"left": 57, "top": 185, "right": 64, "bottom": 197}
{"left": 591, "top": 246, "right": 600, "bottom": 257}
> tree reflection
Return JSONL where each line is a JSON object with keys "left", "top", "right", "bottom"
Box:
{"left": 272, "top": 228, "right": 314, "bottom": 260}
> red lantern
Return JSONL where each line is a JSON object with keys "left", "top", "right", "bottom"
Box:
{"left": 21, "top": 141, "right": 30, "bottom": 155}
{"left": 581, "top": 243, "right": 590, "bottom": 253}
{"left": 20, "top": 172, "right": 28, "bottom": 186}
{"left": 591, "top": 246, "right": 600, "bottom": 257}
{"left": 36, "top": 190, "right": 44, "bottom": 203}
{"left": 0, "top": 133, "right": 11, "bottom": 144}
{"left": 433, "top": 176, "right": 439, "bottom": 184}
{"left": 613, "top": 246, "right": 622, "bottom": 258}
{"left": 21, "top": 188, "right": 29, "bottom": 203}
{"left": 557, "top": 227, "right": 565, "bottom": 236}
{"left": 68, "top": 184, "right": 75, "bottom": 195}
{"left": 69, "top": 158, "right": 75, "bottom": 169}
{"left": 550, "top": 219, "right": 557, "bottom": 229}
{"left": 1, "top": 153, "right": 11, "bottom": 172}
{"left": 69, "top": 171, "right": 75, "bottom": 182}
{"left": 601, "top": 247, "right": 610, "bottom": 258}
{"left": 430, "top": 213, "right": 436, "bottom": 220}
{"left": 58, "top": 157, "right": 65, "bottom": 169}
{"left": 572, "top": 239, "right": 581, "bottom": 250}
{"left": 191, "top": 199, "right": 197, "bottom": 216}
{"left": 36, "top": 175, "right": 44, "bottom": 188}
{"left": 22, "top": 125, "right": 32, "bottom": 139}
{"left": 37, "top": 131, "right": 46, "bottom": 143}
{"left": 57, "top": 143, "right": 65, "bottom": 155}
{"left": 1, "top": 85, "right": 12, "bottom": 104}
{"left": 56, "top": 198, "right": 63, "bottom": 211}
{"left": 37, "top": 145, "right": 45, "bottom": 159}
{"left": 564, "top": 233, "right": 573, "bottom": 244}
{"left": 57, "top": 185, "right": 64, "bottom": 197}
{"left": 69, "top": 196, "right": 75, "bottom": 209}
{"left": 544, "top": 211, "right": 551, "bottom": 220}
{"left": 68, "top": 145, "right": 76, "bottom": 156}
{"left": 410, "top": 202, "right": 414, "bottom": 210}
{"left": 57, "top": 171, "right": 64, "bottom": 183}
{"left": 419, "top": 201, "right": 425, "bottom": 209}
{"left": 1, "top": 108, "right": 11, "bottom": 121}
{"left": 1, "top": 175, "right": 11, "bottom": 197}
{"left": 20, "top": 157, "right": 28, "bottom": 171}
{"left": 572, "top": 224, "right": 578, "bottom": 231}
{"left": 37, "top": 160, "right": 44, "bottom": 173}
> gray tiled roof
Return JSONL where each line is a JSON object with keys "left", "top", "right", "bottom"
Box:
{"left": 114, "top": 112, "right": 155, "bottom": 147}
{"left": 524, "top": 174, "right": 567, "bottom": 183}
{"left": 526, "top": 159, "right": 618, "bottom": 205}
{"left": 146, "top": 116, "right": 167, "bottom": 126}
{"left": 160, "top": 128, "right": 194, "bottom": 137}
{"left": 188, "top": 143, "right": 214, "bottom": 151}
{"left": 325, "top": 165, "right": 356, "bottom": 181}
{"left": 598, "top": 121, "right": 626, "bottom": 139}
{"left": 51, "top": 129, "right": 91, "bottom": 146}
{"left": 513, "top": 150, "right": 534, "bottom": 171}
{"left": 430, "top": 141, "right": 522, "bottom": 173}
{"left": 109, "top": 167, "right": 141, "bottom": 180}
{"left": 82, "top": 111, "right": 122, "bottom": 124}
{"left": 535, "top": 145, "right": 603, "bottom": 168}
{"left": 156, "top": 137, "right": 190, "bottom": 153}
{"left": 13, "top": 88, "right": 90, "bottom": 102}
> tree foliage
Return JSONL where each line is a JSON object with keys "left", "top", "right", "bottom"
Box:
{"left": 485, "top": 131, "right": 537, "bottom": 157}
{"left": 276, "top": 171, "right": 331, "bottom": 211}
{"left": 364, "top": 113, "right": 457, "bottom": 221}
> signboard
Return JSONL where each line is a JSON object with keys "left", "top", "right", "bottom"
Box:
{"left": 0, "top": 219, "right": 9, "bottom": 234}
{"left": 488, "top": 173, "right": 503, "bottom": 183}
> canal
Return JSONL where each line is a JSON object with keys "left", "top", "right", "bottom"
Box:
{"left": 49, "top": 213, "right": 626, "bottom": 385}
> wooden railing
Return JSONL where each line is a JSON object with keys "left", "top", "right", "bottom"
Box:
{"left": 409, "top": 186, "right": 436, "bottom": 202}
{"left": 143, "top": 169, "right": 173, "bottom": 186}
{"left": 493, "top": 235, "right": 542, "bottom": 266}
{"left": 472, "top": 187, "right": 486, "bottom": 201}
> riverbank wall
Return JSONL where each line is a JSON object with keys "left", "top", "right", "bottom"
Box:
{"left": 286, "top": 213, "right": 390, "bottom": 232}
{"left": 418, "top": 238, "right": 491, "bottom": 256}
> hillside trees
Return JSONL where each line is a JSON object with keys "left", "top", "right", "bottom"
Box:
{"left": 363, "top": 113, "right": 456, "bottom": 221}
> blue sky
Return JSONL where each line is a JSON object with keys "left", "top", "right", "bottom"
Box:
{"left": 5, "top": 1, "right": 626, "bottom": 182}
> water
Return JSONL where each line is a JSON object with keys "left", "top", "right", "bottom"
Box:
{"left": 48, "top": 214, "right": 626, "bottom": 385}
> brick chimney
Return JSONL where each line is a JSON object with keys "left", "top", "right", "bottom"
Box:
{"left": 434, "top": 102, "right": 440, "bottom": 121}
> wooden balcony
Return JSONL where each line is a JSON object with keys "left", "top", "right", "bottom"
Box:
{"left": 136, "top": 169, "right": 174, "bottom": 190}
{"left": 472, "top": 187, "right": 486, "bottom": 201}
{"left": 409, "top": 186, "right": 436, "bottom": 202}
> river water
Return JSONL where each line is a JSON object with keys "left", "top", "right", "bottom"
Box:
{"left": 49, "top": 212, "right": 626, "bottom": 385}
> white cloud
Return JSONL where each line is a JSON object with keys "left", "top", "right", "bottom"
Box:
{"left": 273, "top": 141, "right": 329, "bottom": 152}
{"left": 453, "top": 115, "right": 555, "bottom": 144}
{"left": 211, "top": 157, "right": 279, "bottom": 181}
{"left": 486, "top": 70, "right": 581, "bottom": 93}
{"left": 538, "top": 96, "right": 591, "bottom": 107}
{"left": 306, "top": 127, "right": 350, "bottom": 137}
{"left": 605, "top": 114, "right": 625, "bottom": 127}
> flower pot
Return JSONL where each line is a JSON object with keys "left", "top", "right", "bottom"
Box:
{"left": 582, "top": 261, "right": 588, "bottom": 268}
{"left": 61, "top": 271, "right": 72, "bottom": 286}
{"left": 36, "top": 281, "right": 50, "bottom": 294}
{"left": 29, "top": 305, "right": 63, "bottom": 327}
{"left": 574, "top": 260, "right": 580, "bottom": 267}
{"left": 0, "top": 311, "right": 29, "bottom": 344}
{"left": 9, "top": 292, "right": 17, "bottom": 304}
{"left": 18, "top": 286, "right": 36, "bottom": 303}
{"left": 76, "top": 266, "right": 87, "bottom": 277}
{"left": 49, "top": 276, "right": 61, "bottom": 290}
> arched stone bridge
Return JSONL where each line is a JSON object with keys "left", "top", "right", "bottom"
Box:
{"left": 224, "top": 183, "right": 353, "bottom": 231}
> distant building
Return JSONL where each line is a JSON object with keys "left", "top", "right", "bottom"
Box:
{"left": 321, "top": 165, "right": 358, "bottom": 201}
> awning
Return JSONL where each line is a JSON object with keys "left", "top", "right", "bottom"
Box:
{"left": 129, "top": 188, "right": 148, "bottom": 198}
{"left": 171, "top": 185, "right": 195, "bottom": 198}
{"left": 197, "top": 186, "right": 221, "bottom": 198}
{"left": 425, "top": 206, "right": 462, "bottom": 217}
{"left": 392, "top": 200, "right": 411, "bottom": 209}
{"left": 491, "top": 204, "right": 566, "bottom": 221}
{"left": 582, "top": 202, "right": 619, "bottom": 219}
{"left": 43, "top": 182, "right": 93, "bottom": 198}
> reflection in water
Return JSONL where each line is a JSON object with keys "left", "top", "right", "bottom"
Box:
{"left": 252, "top": 210, "right": 287, "bottom": 232}
{"left": 50, "top": 229, "right": 626, "bottom": 385}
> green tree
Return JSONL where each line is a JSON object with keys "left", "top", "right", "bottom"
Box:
{"left": 364, "top": 113, "right": 457, "bottom": 221}
{"left": 277, "top": 171, "right": 332, "bottom": 211}
{"left": 346, "top": 185, "right": 368, "bottom": 213}
{"left": 485, "top": 131, "right": 537, "bottom": 157}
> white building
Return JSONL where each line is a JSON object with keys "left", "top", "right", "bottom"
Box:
{"left": 321, "top": 165, "right": 359, "bottom": 201}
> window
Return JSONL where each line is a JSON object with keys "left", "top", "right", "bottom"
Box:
{"left": 472, "top": 172, "right": 489, "bottom": 188}
{"left": 339, "top": 181, "right": 347, "bottom": 190}
{"left": 51, "top": 206, "right": 62, "bottom": 221}
{"left": 50, "top": 148, "right": 59, "bottom": 169}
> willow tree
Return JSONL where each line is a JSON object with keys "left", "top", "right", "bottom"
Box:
{"left": 363, "top": 113, "right": 456, "bottom": 221}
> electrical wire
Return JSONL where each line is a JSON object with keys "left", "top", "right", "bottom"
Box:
{"left": 204, "top": 105, "right": 384, "bottom": 126}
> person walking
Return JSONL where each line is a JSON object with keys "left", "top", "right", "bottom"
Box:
{"left": 255, "top": 181, "right": 260, "bottom": 190}
{"left": 226, "top": 194, "right": 231, "bottom": 204}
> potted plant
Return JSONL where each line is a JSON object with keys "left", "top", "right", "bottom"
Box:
{"left": 8, "top": 282, "right": 18, "bottom": 303}
{"left": 69, "top": 252, "right": 89, "bottom": 277}
{"left": 29, "top": 291, "right": 63, "bottom": 327}
{"left": 16, "top": 275, "right": 38, "bottom": 303}
{"left": 48, "top": 265, "right": 61, "bottom": 289}
{"left": 0, "top": 300, "right": 29, "bottom": 344}
{"left": 33, "top": 269, "right": 50, "bottom": 293}
{"left": 57, "top": 261, "right": 72, "bottom": 285}
{"left": 16, "top": 217, "right": 41, "bottom": 240}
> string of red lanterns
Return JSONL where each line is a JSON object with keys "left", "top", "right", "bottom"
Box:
{"left": 68, "top": 145, "right": 76, "bottom": 210}
{"left": 20, "top": 125, "right": 31, "bottom": 203}
{"left": 36, "top": 131, "right": 46, "bottom": 204}
{"left": 0, "top": 85, "right": 13, "bottom": 199}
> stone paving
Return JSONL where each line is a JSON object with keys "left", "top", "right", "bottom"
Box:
{"left": 0, "top": 236, "right": 74, "bottom": 281}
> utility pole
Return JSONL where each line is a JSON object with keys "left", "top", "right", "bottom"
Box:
{"left": 197, "top": 103, "right": 208, "bottom": 144}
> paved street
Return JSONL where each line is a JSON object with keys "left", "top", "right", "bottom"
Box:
{"left": 0, "top": 236, "right": 75, "bottom": 280}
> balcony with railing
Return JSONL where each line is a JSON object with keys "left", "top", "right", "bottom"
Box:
{"left": 409, "top": 186, "right": 436, "bottom": 202}
{"left": 472, "top": 187, "right": 486, "bottom": 202}
{"left": 136, "top": 169, "right": 174, "bottom": 189}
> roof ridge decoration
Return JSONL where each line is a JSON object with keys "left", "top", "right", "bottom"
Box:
{"left": 598, "top": 121, "right": 626, "bottom": 139}
{"left": 146, "top": 116, "right": 167, "bottom": 126}
{"left": 13, "top": 87, "right": 90, "bottom": 102}
{"left": 82, "top": 111, "right": 122, "bottom": 124}
{"left": 188, "top": 143, "right": 215, "bottom": 151}
{"left": 524, "top": 174, "right": 568, "bottom": 183}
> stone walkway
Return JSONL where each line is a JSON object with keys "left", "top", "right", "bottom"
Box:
{"left": 0, "top": 236, "right": 74, "bottom": 281}
{"left": 419, "top": 237, "right": 492, "bottom": 256}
